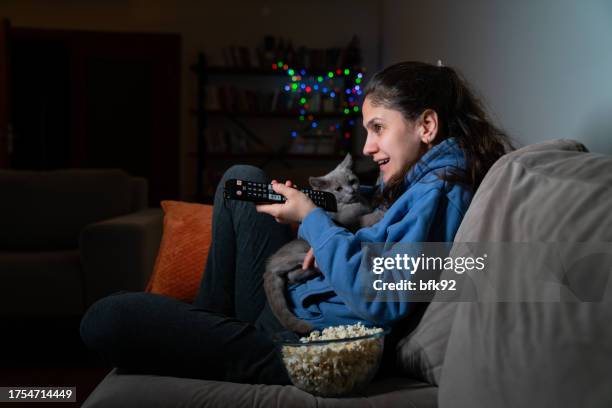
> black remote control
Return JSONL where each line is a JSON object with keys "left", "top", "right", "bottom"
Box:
{"left": 224, "top": 179, "right": 337, "bottom": 212}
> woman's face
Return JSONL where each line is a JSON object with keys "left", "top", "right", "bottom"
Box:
{"left": 361, "top": 97, "right": 427, "bottom": 183}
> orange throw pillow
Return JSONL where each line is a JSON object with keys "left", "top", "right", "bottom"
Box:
{"left": 145, "top": 201, "right": 213, "bottom": 303}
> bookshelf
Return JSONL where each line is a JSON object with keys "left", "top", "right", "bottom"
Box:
{"left": 192, "top": 39, "right": 365, "bottom": 203}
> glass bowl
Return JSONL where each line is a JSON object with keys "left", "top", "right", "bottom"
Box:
{"left": 273, "top": 326, "right": 390, "bottom": 397}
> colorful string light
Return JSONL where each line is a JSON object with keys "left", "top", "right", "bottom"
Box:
{"left": 278, "top": 63, "right": 365, "bottom": 143}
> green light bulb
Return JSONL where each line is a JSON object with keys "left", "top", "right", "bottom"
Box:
{"left": 344, "top": 108, "right": 350, "bottom": 114}
{"left": 353, "top": 106, "right": 359, "bottom": 112}
{"left": 344, "top": 68, "right": 350, "bottom": 75}
{"left": 355, "top": 78, "right": 362, "bottom": 84}
{"left": 277, "top": 61, "right": 283, "bottom": 67}
{"left": 288, "top": 69, "right": 295, "bottom": 75}
{"left": 299, "top": 115, "right": 305, "bottom": 121}
{"left": 300, "top": 97, "right": 306, "bottom": 104}
{"left": 328, "top": 72, "right": 334, "bottom": 78}
{"left": 317, "top": 76, "right": 323, "bottom": 82}
{"left": 291, "top": 83, "right": 298, "bottom": 90}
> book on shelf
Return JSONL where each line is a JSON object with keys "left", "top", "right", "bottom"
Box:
{"left": 321, "top": 95, "right": 340, "bottom": 113}
{"left": 216, "top": 35, "right": 362, "bottom": 71}
{"left": 206, "top": 128, "right": 253, "bottom": 154}
{"left": 309, "top": 92, "right": 321, "bottom": 112}
{"left": 238, "top": 46, "right": 252, "bottom": 68}
{"left": 216, "top": 86, "right": 229, "bottom": 111}
{"left": 270, "top": 89, "right": 281, "bottom": 113}
{"left": 205, "top": 85, "right": 221, "bottom": 110}
{"left": 207, "top": 129, "right": 228, "bottom": 153}
{"left": 288, "top": 133, "right": 338, "bottom": 155}
{"left": 201, "top": 60, "right": 356, "bottom": 115}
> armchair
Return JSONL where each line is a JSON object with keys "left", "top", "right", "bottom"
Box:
{"left": 0, "top": 169, "right": 163, "bottom": 318}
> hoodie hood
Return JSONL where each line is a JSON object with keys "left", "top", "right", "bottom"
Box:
{"left": 404, "top": 137, "right": 466, "bottom": 189}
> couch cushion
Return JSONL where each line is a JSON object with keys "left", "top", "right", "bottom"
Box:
{"left": 395, "top": 290, "right": 455, "bottom": 385}
{"left": 0, "top": 250, "right": 83, "bottom": 316}
{"left": 83, "top": 368, "right": 437, "bottom": 408}
{"left": 0, "top": 169, "right": 133, "bottom": 250}
{"left": 395, "top": 139, "right": 591, "bottom": 386}
{"left": 438, "top": 140, "right": 612, "bottom": 407}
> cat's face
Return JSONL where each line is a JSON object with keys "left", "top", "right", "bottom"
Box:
{"left": 309, "top": 154, "right": 361, "bottom": 205}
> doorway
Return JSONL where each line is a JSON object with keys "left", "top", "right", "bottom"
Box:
{"left": 3, "top": 25, "right": 181, "bottom": 205}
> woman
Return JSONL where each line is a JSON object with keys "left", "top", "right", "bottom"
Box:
{"left": 80, "top": 61, "right": 512, "bottom": 385}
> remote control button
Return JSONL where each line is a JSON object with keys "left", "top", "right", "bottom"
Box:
{"left": 269, "top": 193, "right": 282, "bottom": 201}
{"left": 236, "top": 190, "right": 242, "bottom": 196}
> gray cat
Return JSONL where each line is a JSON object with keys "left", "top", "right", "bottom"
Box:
{"left": 263, "top": 154, "right": 385, "bottom": 334}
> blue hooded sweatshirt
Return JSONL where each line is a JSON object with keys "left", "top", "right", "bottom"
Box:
{"left": 289, "top": 137, "right": 473, "bottom": 329}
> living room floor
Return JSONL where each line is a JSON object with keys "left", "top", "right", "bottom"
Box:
{"left": 0, "top": 316, "right": 112, "bottom": 407}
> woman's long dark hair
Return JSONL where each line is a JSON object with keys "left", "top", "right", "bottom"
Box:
{"left": 364, "top": 61, "right": 514, "bottom": 206}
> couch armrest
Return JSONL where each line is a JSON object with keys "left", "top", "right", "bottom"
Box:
{"left": 79, "top": 208, "right": 163, "bottom": 307}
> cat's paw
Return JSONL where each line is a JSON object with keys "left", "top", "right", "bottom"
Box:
{"left": 360, "top": 209, "right": 385, "bottom": 227}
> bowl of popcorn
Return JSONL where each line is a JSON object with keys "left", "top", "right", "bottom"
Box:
{"left": 275, "top": 323, "right": 390, "bottom": 397}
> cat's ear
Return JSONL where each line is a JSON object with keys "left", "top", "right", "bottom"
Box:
{"left": 309, "top": 176, "right": 329, "bottom": 190}
{"left": 339, "top": 153, "right": 353, "bottom": 169}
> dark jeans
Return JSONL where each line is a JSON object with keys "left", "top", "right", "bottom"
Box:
{"left": 80, "top": 165, "right": 295, "bottom": 384}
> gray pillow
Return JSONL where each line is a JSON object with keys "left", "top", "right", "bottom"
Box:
{"left": 396, "top": 139, "right": 590, "bottom": 386}
{"left": 437, "top": 139, "right": 612, "bottom": 407}
{"left": 395, "top": 290, "right": 458, "bottom": 385}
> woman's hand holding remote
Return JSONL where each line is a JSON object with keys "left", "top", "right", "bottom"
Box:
{"left": 256, "top": 180, "right": 317, "bottom": 224}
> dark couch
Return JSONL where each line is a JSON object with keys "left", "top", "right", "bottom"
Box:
{"left": 0, "top": 169, "right": 163, "bottom": 318}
